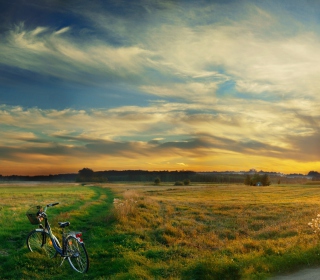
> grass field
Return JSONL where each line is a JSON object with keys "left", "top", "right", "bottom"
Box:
{"left": 1, "top": 182, "right": 320, "bottom": 279}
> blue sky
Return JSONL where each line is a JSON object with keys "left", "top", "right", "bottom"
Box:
{"left": 0, "top": 0, "right": 320, "bottom": 175}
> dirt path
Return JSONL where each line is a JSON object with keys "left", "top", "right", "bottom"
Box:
{"left": 270, "top": 268, "right": 320, "bottom": 279}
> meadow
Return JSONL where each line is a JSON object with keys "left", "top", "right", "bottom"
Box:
{"left": 1, "top": 182, "right": 320, "bottom": 279}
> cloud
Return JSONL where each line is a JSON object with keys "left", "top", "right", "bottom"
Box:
{"left": 3, "top": 2, "right": 320, "bottom": 104}
{"left": 1, "top": 1, "right": 320, "bottom": 175}
{"left": 0, "top": 23, "right": 155, "bottom": 87}
{"left": 135, "top": 3, "right": 320, "bottom": 101}
{"left": 0, "top": 101, "right": 319, "bottom": 172}
{"left": 54, "top": 26, "right": 70, "bottom": 35}
{"left": 285, "top": 131, "right": 320, "bottom": 161}
{"left": 141, "top": 82, "right": 218, "bottom": 104}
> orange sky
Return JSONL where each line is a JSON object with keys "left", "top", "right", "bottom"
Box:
{"left": 0, "top": 1, "right": 319, "bottom": 176}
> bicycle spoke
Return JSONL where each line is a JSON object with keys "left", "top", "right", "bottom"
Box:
{"left": 26, "top": 230, "right": 56, "bottom": 258}
{"left": 66, "top": 236, "right": 89, "bottom": 273}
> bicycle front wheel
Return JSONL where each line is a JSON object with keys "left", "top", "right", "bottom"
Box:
{"left": 66, "top": 236, "right": 89, "bottom": 273}
{"left": 26, "top": 230, "right": 57, "bottom": 258}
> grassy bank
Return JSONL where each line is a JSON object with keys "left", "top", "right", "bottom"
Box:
{"left": 1, "top": 183, "right": 320, "bottom": 279}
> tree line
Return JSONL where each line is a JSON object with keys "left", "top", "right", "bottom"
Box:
{"left": 76, "top": 168, "right": 196, "bottom": 183}
{"left": 76, "top": 168, "right": 270, "bottom": 185}
{"left": 244, "top": 174, "right": 271, "bottom": 186}
{"left": 1, "top": 168, "right": 313, "bottom": 185}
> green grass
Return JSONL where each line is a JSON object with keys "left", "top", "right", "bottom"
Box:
{"left": 0, "top": 183, "right": 114, "bottom": 279}
{"left": 1, "top": 183, "right": 320, "bottom": 279}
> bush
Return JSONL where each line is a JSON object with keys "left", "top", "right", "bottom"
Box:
{"left": 154, "top": 177, "right": 161, "bottom": 185}
{"left": 244, "top": 174, "right": 270, "bottom": 186}
{"left": 174, "top": 181, "right": 184, "bottom": 186}
{"left": 184, "top": 179, "right": 190, "bottom": 185}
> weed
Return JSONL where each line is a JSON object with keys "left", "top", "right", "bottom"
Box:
{"left": 308, "top": 214, "right": 320, "bottom": 239}
{"left": 113, "top": 190, "right": 140, "bottom": 221}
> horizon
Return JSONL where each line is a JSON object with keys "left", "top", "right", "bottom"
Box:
{"left": 1, "top": 168, "right": 317, "bottom": 177}
{"left": 1, "top": 0, "right": 320, "bottom": 176}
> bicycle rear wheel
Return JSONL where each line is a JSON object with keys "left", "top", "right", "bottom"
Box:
{"left": 26, "top": 230, "right": 57, "bottom": 258}
{"left": 66, "top": 236, "right": 89, "bottom": 273}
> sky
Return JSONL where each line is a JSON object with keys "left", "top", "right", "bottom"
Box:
{"left": 0, "top": 0, "right": 320, "bottom": 176}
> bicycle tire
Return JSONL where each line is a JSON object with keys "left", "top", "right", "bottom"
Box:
{"left": 26, "top": 229, "right": 58, "bottom": 258}
{"left": 66, "top": 235, "right": 89, "bottom": 273}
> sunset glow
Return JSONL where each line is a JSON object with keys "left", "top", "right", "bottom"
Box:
{"left": 0, "top": 0, "right": 319, "bottom": 176}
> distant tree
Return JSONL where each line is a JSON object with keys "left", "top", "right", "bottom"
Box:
{"left": 78, "top": 168, "right": 94, "bottom": 177}
{"left": 251, "top": 174, "right": 261, "bottom": 186}
{"left": 76, "top": 168, "right": 108, "bottom": 182}
{"left": 245, "top": 173, "right": 270, "bottom": 186}
{"left": 261, "top": 174, "right": 271, "bottom": 186}
{"left": 184, "top": 179, "right": 190, "bottom": 185}
{"left": 308, "top": 171, "right": 320, "bottom": 176}
{"left": 244, "top": 175, "right": 251, "bottom": 185}
{"left": 77, "top": 168, "right": 94, "bottom": 182}
{"left": 154, "top": 177, "right": 161, "bottom": 185}
{"left": 174, "top": 181, "right": 184, "bottom": 186}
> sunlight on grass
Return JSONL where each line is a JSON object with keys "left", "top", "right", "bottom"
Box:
{"left": 113, "top": 190, "right": 139, "bottom": 221}
{"left": 0, "top": 183, "right": 110, "bottom": 279}
{"left": 2, "top": 183, "right": 320, "bottom": 279}
{"left": 108, "top": 184, "right": 320, "bottom": 279}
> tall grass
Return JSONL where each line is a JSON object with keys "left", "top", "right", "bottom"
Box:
{"left": 1, "top": 183, "right": 320, "bottom": 279}
{"left": 113, "top": 190, "right": 139, "bottom": 221}
{"left": 109, "top": 184, "right": 320, "bottom": 279}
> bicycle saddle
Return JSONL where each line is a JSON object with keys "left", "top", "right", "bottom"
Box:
{"left": 58, "top": 221, "right": 70, "bottom": 228}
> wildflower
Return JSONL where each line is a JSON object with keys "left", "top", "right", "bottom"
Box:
{"left": 308, "top": 214, "right": 320, "bottom": 238}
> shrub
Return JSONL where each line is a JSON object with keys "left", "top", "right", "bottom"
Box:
{"left": 174, "top": 181, "right": 183, "bottom": 186}
{"left": 154, "top": 177, "right": 161, "bottom": 185}
{"left": 184, "top": 179, "right": 190, "bottom": 185}
{"left": 244, "top": 174, "right": 270, "bottom": 186}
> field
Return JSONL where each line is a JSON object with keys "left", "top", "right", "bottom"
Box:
{"left": 1, "top": 183, "right": 320, "bottom": 279}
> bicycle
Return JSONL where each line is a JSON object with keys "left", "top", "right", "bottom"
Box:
{"left": 26, "top": 202, "right": 89, "bottom": 273}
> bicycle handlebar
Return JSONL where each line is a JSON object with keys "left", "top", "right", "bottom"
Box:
{"left": 42, "top": 202, "right": 59, "bottom": 213}
{"left": 38, "top": 211, "right": 47, "bottom": 218}
{"left": 47, "top": 202, "right": 59, "bottom": 207}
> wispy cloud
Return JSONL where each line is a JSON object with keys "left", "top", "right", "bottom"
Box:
{"left": 141, "top": 82, "right": 218, "bottom": 104}
{"left": 1, "top": 1, "right": 320, "bottom": 175}
{"left": 1, "top": 98, "right": 319, "bottom": 175}
{"left": 3, "top": 2, "right": 320, "bottom": 102}
{"left": 1, "top": 23, "right": 154, "bottom": 87}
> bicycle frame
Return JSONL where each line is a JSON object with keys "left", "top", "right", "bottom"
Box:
{"left": 33, "top": 219, "right": 63, "bottom": 258}
{"left": 37, "top": 204, "right": 78, "bottom": 258}
{"left": 27, "top": 202, "right": 89, "bottom": 273}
